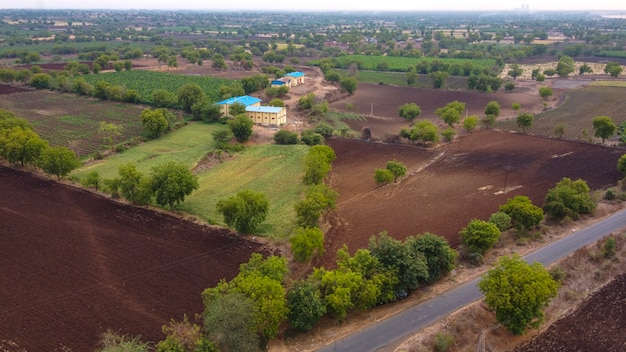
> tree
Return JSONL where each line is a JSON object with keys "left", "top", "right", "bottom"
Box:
{"left": 544, "top": 177, "right": 595, "bottom": 220}
{"left": 98, "top": 121, "right": 123, "bottom": 150}
{"left": 118, "top": 163, "right": 152, "bottom": 205}
{"left": 489, "top": 211, "right": 512, "bottom": 232}
{"left": 463, "top": 116, "right": 479, "bottom": 133}
{"left": 441, "top": 127, "right": 456, "bottom": 142}
{"left": 287, "top": 281, "right": 326, "bottom": 331}
{"left": 368, "top": 232, "right": 429, "bottom": 295}
{"left": 340, "top": 77, "right": 357, "bottom": 94}
{"left": 268, "top": 98, "right": 285, "bottom": 107}
{"left": 430, "top": 71, "right": 449, "bottom": 89}
{"left": 289, "top": 227, "right": 325, "bottom": 262}
{"left": 407, "top": 233, "right": 457, "bottom": 283}
{"left": 511, "top": 102, "right": 521, "bottom": 112}
{"left": 177, "top": 83, "right": 204, "bottom": 113}
{"left": 592, "top": 115, "right": 616, "bottom": 144}
{"left": 38, "top": 146, "right": 80, "bottom": 180}
{"left": 579, "top": 63, "right": 593, "bottom": 75}
{"left": 516, "top": 112, "right": 534, "bottom": 133}
{"left": 29, "top": 73, "right": 51, "bottom": 89}
{"left": 435, "top": 101, "right": 465, "bottom": 127}
{"left": 324, "top": 70, "right": 341, "bottom": 83}
{"left": 478, "top": 255, "right": 560, "bottom": 335}
{"left": 294, "top": 184, "right": 338, "bottom": 228}
{"left": 151, "top": 89, "right": 178, "bottom": 108}
{"left": 618, "top": 154, "right": 626, "bottom": 176}
{"left": 84, "top": 171, "right": 101, "bottom": 191}
{"left": 150, "top": 161, "right": 199, "bottom": 209}
{"left": 374, "top": 168, "right": 394, "bottom": 185}
{"left": 500, "top": 195, "right": 544, "bottom": 231}
{"left": 386, "top": 160, "right": 407, "bottom": 182}
{"left": 539, "top": 86, "right": 553, "bottom": 100}
{"left": 552, "top": 124, "right": 565, "bottom": 139}
{"left": 0, "top": 126, "right": 47, "bottom": 167}
{"left": 302, "top": 145, "right": 336, "bottom": 185}
{"left": 216, "top": 190, "right": 269, "bottom": 234}
{"left": 156, "top": 315, "right": 217, "bottom": 352}
{"left": 604, "top": 62, "right": 623, "bottom": 78}
{"left": 460, "top": 219, "right": 501, "bottom": 255}
{"left": 484, "top": 101, "right": 500, "bottom": 118}
{"left": 228, "top": 114, "right": 254, "bottom": 142}
{"left": 398, "top": 103, "right": 421, "bottom": 122}
{"left": 203, "top": 292, "right": 259, "bottom": 352}
{"left": 504, "top": 82, "right": 515, "bottom": 93}
{"left": 507, "top": 64, "right": 523, "bottom": 79}
{"left": 555, "top": 55, "right": 575, "bottom": 77}
{"left": 141, "top": 108, "right": 170, "bottom": 139}
{"left": 405, "top": 120, "right": 439, "bottom": 145}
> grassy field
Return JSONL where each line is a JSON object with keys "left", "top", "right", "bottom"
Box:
{"left": 337, "top": 69, "right": 468, "bottom": 89}
{"left": 71, "top": 122, "right": 307, "bottom": 239}
{"left": 495, "top": 86, "right": 626, "bottom": 141}
{"left": 326, "top": 55, "right": 496, "bottom": 73}
{"left": 590, "top": 81, "right": 626, "bottom": 87}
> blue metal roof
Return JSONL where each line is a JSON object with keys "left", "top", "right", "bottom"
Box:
{"left": 215, "top": 95, "right": 262, "bottom": 106}
{"left": 271, "top": 80, "right": 286, "bottom": 85}
{"left": 246, "top": 106, "right": 284, "bottom": 113}
{"left": 284, "top": 71, "right": 305, "bottom": 78}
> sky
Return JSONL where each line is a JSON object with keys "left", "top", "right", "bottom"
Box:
{"left": 3, "top": 0, "right": 626, "bottom": 12}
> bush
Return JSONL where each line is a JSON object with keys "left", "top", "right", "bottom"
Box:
{"left": 273, "top": 129, "right": 299, "bottom": 144}
{"left": 460, "top": 219, "right": 501, "bottom": 255}
{"left": 489, "top": 211, "right": 512, "bottom": 231}
{"left": 301, "top": 131, "right": 324, "bottom": 146}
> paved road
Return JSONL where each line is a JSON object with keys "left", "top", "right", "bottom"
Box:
{"left": 318, "top": 208, "right": 626, "bottom": 352}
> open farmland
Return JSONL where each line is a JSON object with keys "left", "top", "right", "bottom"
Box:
{"left": 0, "top": 165, "right": 268, "bottom": 352}
{"left": 71, "top": 124, "right": 309, "bottom": 239}
{"left": 515, "top": 273, "right": 626, "bottom": 352}
{"left": 0, "top": 90, "right": 148, "bottom": 157}
{"left": 321, "top": 55, "right": 496, "bottom": 72}
{"left": 495, "top": 85, "right": 626, "bottom": 141}
{"left": 72, "top": 70, "right": 235, "bottom": 104}
{"left": 329, "top": 82, "right": 543, "bottom": 139}
{"left": 320, "top": 130, "right": 624, "bottom": 268}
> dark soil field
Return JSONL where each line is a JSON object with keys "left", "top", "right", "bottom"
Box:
{"left": 320, "top": 130, "right": 625, "bottom": 267}
{"left": 0, "top": 165, "right": 268, "bottom": 352}
{"left": 515, "top": 274, "right": 626, "bottom": 352}
{"left": 329, "top": 82, "right": 545, "bottom": 139}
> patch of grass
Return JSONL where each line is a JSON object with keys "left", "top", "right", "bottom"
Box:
{"left": 71, "top": 123, "right": 308, "bottom": 239}
{"left": 58, "top": 115, "right": 89, "bottom": 126}
{"left": 590, "top": 81, "right": 626, "bottom": 88}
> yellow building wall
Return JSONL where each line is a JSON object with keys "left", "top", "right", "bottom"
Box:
{"left": 246, "top": 108, "right": 286, "bottom": 126}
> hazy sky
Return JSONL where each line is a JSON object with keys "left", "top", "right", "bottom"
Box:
{"left": 4, "top": 0, "right": 626, "bottom": 11}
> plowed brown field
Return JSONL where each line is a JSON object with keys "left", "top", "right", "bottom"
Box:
{"left": 320, "top": 130, "right": 624, "bottom": 267}
{"left": 515, "top": 274, "right": 626, "bottom": 352}
{"left": 0, "top": 166, "right": 268, "bottom": 351}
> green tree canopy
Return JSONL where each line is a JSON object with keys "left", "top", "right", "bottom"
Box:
{"left": 203, "top": 292, "right": 259, "bottom": 352}
{"left": 539, "top": 86, "right": 553, "bottom": 100}
{"left": 401, "top": 120, "right": 440, "bottom": 145}
{"left": 618, "top": 154, "right": 626, "bottom": 176}
{"left": 38, "top": 146, "right": 81, "bottom": 180}
{"left": 499, "top": 195, "right": 544, "bottom": 231}
{"left": 460, "top": 219, "right": 501, "bottom": 255}
{"left": 516, "top": 112, "right": 534, "bottom": 133}
{"left": 302, "top": 145, "right": 336, "bottom": 185}
{"left": 141, "top": 108, "right": 170, "bottom": 139}
{"left": 592, "top": 115, "right": 616, "bottom": 144}
{"left": 340, "top": 77, "right": 357, "bottom": 94}
{"left": 228, "top": 114, "right": 254, "bottom": 142}
{"left": 216, "top": 190, "right": 269, "bottom": 234}
{"left": 177, "top": 83, "right": 205, "bottom": 113}
{"left": 0, "top": 126, "right": 47, "bottom": 167}
{"left": 463, "top": 116, "right": 479, "bottom": 133}
{"left": 478, "top": 255, "right": 560, "bottom": 335}
{"left": 289, "top": 227, "right": 325, "bottom": 262}
{"left": 386, "top": 160, "right": 407, "bottom": 182}
{"left": 374, "top": 168, "right": 394, "bottom": 185}
{"left": 555, "top": 55, "right": 575, "bottom": 77}
{"left": 286, "top": 281, "right": 326, "bottom": 331}
{"left": 604, "top": 62, "right": 623, "bottom": 78}
{"left": 150, "top": 161, "right": 199, "bottom": 209}
{"left": 484, "top": 100, "right": 501, "bottom": 117}
{"left": 543, "top": 177, "right": 595, "bottom": 220}
{"left": 118, "top": 163, "right": 152, "bottom": 205}
{"left": 398, "top": 103, "right": 421, "bottom": 122}
{"left": 407, "top": 233, "right": 457, "bottom": 283}
{"left": 294, "top": 183, "right": 338, "bottom": 228}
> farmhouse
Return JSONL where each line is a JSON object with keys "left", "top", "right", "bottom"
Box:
{"left": 214, "top": 95, "right": 261, "bottom": 116}
{"left": 246, "top": 105, "right": 286, "bottom": 126}
{"left": 271, "top": 71, "right": 305, "bottom": 87}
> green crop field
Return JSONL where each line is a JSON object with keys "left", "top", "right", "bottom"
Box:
{"left": 324, "top": 55, "right": 496, "bottom": 73}
{"left": 495, "top": 86, "right": 626, "bottom": 141}
{"left": 590, "top": 81, "right": 626, "bottom": 88}
{"left": 72, "top": 122, "right": 308, "bottom": 238}
{"left": 72, "top": 70, "right": 235, "bottom": 104}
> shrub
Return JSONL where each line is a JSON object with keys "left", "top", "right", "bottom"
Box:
{"left": 460, "top": 219, "right": 501, "bottom": 255}
{"left": 489, "top": 211, "right": 512, "bottom": 231}
{"left": 273, "top": 129, "right": 299, "bottom": 144}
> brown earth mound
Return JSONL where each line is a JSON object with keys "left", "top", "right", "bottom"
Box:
{"left": 515, "top": 274, "right": 626, "bottom": 352}
{"left": 319, "top": 130, "right": 624, "bottom": 268}
{"left": 0, "top": 166, "right": 268, "bottom": 351}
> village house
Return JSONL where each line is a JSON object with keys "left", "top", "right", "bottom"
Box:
{"left": 271, "top": 71, "right": 305, "bottom": 87}
{"left": 215, "top": 95, "right": 286, "bottom": 126}
{"left": 214, "top": 95, "right": 261, "bottom": 116}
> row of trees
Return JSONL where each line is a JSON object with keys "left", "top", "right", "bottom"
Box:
{"left": 0, "top": 111, "right": 81, "bottom": 179}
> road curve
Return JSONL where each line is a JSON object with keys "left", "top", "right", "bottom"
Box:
{"left": 317, "top": 207, "right": 626, "bottom": 352}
